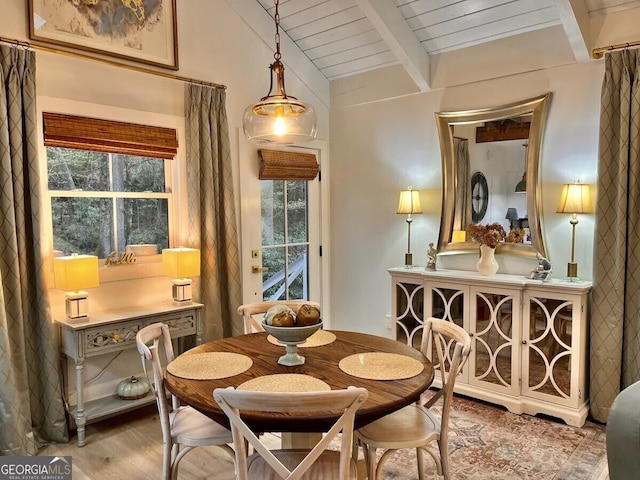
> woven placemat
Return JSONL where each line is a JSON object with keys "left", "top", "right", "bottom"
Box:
{"left": 237, "top": 374, "right": 331, "bottom": 392}
{"left": 167, "top": 352, "right": 252, "bottom": 380}
{"left": 339, "top": 352, "right": 424, "bottom": 380}
{"left": 267, "top": 329, "right": 336, "bottom": 348}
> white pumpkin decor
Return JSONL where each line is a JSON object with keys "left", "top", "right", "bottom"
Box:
{"left": 116, "top": 375, "right": 150, "bottom": 400}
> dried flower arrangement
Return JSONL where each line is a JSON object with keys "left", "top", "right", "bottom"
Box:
{"left": 506, "top": 228, "right": 526, "bottom": 243}
{"left": 466, "top": 223, "right": 506, "bottom": 248}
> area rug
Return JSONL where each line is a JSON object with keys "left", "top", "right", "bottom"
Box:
{"left": 357, "top": 394, "right": 608, "bottom": 480}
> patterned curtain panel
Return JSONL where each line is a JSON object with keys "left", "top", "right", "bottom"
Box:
{"left": 590, "top": 49, "right": 640, "bottom": 422}
{"left": 453, "top": 137, "right": 471, "bottom": 230}
{"left": 0, "top": 45, "right": 68, "bottom": 454}
{"left": 185, "top": 84, "right": 242, "bottom": 340}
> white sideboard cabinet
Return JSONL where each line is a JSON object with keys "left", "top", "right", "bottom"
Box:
{"left": 390, "top": 268, "right": 591, "bottom": 427}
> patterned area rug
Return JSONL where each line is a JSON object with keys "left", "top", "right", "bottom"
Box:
{"left": 361, "top": 394, "right": 607, "bottom": 480}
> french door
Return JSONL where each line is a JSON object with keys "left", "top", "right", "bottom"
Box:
{"left": 238, "top": 135, "right": 327, "bottom": 310}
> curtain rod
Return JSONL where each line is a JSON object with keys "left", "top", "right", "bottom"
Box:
{"left": 592, "top": 40, "right": 640, "bottom": 59}
{"left": 0, "top": 35, "right": 226, "bottom": 90}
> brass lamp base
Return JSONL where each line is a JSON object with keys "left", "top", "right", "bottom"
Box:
{"left": 405, "top": 253, "right": 413, "bottom": 266}
{"left": 567, "top": 262, "right": 578, "bottom": 278}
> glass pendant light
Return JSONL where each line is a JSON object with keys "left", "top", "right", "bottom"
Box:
{"left": 243, "top": 0, "right": 317, "bottom": 145}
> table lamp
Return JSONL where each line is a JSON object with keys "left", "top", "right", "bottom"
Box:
{"left": 53, "top": 253, "right": 100, "bottom": 322}
{"left": 556, "top": 182, "right": 593, "bottom": 278}
{"left": 162, "top": 247, "right": 200, "bottom": 302}
{"left": 397, "top": 187, "right": 422, "bottom": 266}
{"left": 505, "top": 207, "right": 519, "bottom": 229}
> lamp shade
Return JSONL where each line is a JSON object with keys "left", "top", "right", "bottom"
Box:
{"left": 505, "top": 208, "right": 519, "bottom": 221}
{"left": 556, "top": 183, "right": 593, "bottom": 214}
{"left": 397, "top": 189, "right": 423, "bottom": 215}
{"left": 162, "top": 248, "right": 200, "bottom": 279}
{"left": 452, "top": 230, "right": 466, "bottom": 243}
{"left": 243, "top": 99, "right": 317, "bottom": 145}
{"left": 54, "top": 254, "right": 99, "bottom": 291}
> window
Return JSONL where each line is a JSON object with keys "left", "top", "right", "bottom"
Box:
{"left": 43, "top": 113, "right": 178, "bottom": 260}
{"left": 47, "top": 148, "right": 171, "bottom": 258}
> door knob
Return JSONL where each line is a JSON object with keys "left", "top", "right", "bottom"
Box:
{"left": 252, "top": 265, "right": 269, "bottom": 274}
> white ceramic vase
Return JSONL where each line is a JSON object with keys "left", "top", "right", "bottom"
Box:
{"left": 477, "top": 244, "right": 499, "bottom": 276}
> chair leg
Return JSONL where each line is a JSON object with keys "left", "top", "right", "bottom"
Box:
{"left": 417, "top": 447, "right": 425, "bottom": 480}
{"left": 161, "top": 441, "right": 172, "bottom": 480}
{"left": 439, "top": 439, "right": 450, "bottom": 480}
{"left": 376, "top": 449, "right": 397, "bottom": 480}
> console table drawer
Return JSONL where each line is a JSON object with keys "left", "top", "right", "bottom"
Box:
{"left": 83, "top": 320, "right": 142, "bottom": 356}
{"left": 151, "top": 311, "right": 197, "bottom": 337}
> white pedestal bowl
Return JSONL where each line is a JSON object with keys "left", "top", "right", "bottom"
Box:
{"left": 262, "top": 321, "right": 323, "bottom": 366}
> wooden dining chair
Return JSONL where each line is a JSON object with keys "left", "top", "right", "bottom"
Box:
{"left": 237, "top": 300, "right": 321, "bottom": 333}
{"left": 213, "top": 386, "right": 368, "bottom": 480}
{"left": 136, "top": 323, "right": 235, "bottom": 480}
{"left": 355, "top": 317, "right": 471, "bottom": 480}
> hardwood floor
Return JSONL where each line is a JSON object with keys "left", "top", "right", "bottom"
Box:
{"left": 38, "top": 405, "right": 240, "bottom": 480}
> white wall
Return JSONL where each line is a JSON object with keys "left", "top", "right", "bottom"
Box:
{"left": 329, "top": 61, "right": 602, "bottom": 336}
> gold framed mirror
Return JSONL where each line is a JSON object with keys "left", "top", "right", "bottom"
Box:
{"left": 435, "top": 93, "right": 551, "bottom": 258}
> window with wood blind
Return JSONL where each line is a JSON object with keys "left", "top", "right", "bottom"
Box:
{"left": 43, "top": 113, "right": 178, "bottom": 260}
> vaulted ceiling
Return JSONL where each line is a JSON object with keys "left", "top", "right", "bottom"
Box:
{"left": 229, "top": 0, "right": 640, "bottom": 106}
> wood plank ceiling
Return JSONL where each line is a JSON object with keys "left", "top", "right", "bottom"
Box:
{"left": 255, "top": 0, "right": 640, "bottom": 84}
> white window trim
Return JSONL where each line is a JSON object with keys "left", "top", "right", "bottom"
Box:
{"left": 38, "top": 96, "right": 188, "bottom": 284}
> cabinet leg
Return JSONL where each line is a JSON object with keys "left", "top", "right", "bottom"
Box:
{"left": 75, "top": 361, "right": 86, "bottom": 447}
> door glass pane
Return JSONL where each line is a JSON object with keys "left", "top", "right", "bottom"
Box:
{"left": 474, "top": 293, "right": 513, "bottom": 388}
{"left": 528, "top": 298, "right": 572, "bottom": 397}
{"left": 287, "top": 181, "right": 307, "bottom": 243}
{"left": 262, "top": 246, "right": 286, "bottom": 300}
{"left": 287, "top": 245, "right": 307, "bottom": 300}
{"left": 431, "top": 287, "right": 464, "bottom": 328}
{"left": 261, "top": 179, "right": 310, "bottom": 301}
{"left": 396, "top": 283, "right": 424, "bottom": 348}
{"left": 261, "top": 181, "right": 285, "bottom": 247}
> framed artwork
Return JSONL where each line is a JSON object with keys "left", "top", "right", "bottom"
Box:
{"left": 28, "top": 0, "right": 179, "bottom": 70}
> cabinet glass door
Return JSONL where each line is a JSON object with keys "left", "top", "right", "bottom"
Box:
{"left": 427, "top": 283, "right": 468, "bottom": 382}
{"left": 395, "top": 281, "right": 424, "bottom": 348}
{"left": 470, "top": 287, "right": 520, "bottom": 396}
{"left": 523, "top": 295, "right": 574, "bottom": 402}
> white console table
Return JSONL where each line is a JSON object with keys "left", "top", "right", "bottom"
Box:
{"left": 55, "top": 301, "right": 203, "bottom": 446}
{"left": 390, "top": 268, "right": 591, "bottom": 427}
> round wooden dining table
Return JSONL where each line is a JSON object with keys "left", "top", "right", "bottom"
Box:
{"left": 164, "top": 330, "right": 434, "bottom": 433}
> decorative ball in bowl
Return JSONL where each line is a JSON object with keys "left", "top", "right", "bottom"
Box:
{"left": 262, "top": 320, "right": 323, "bottom": 366}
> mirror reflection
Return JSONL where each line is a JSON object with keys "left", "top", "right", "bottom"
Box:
{"left": 436, "top": 93, "right": 551, "bottom": 258}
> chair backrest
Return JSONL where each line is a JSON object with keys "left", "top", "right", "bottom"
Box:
{"left": 237, "top": 300, "right": 322, "bottom": 333}
{"left": 420, "top": 317, "right": 472, "bottom": 429}
{"left": 213, "top": 386, "right": 368, "bottom": 480}
{"left": 136, "top": 322, "right": 178, "bottom": 437}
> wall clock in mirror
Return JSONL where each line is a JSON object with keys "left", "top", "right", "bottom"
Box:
{"left": 471, "top": 171, "right": 489, "bottom": 223}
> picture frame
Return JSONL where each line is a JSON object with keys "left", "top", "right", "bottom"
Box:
{"left": 28, "top": 0, "right": 179, "bottom": 70}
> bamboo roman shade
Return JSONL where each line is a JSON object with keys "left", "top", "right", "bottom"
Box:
{"left": 43, "top": 112, "right": 178, "bottom": 159}
{"left": 258, "top": 149, "right": 319, "bottom": 180}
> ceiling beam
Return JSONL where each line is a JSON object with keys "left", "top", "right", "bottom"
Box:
{"left": 226, "top": 0, "right": 330, "bottom": 109}
{"left": 553, "top": 0, "right": 591, "bottom": 62}
{"left": 355, "top": 0, "right": 431, "bottom": 92}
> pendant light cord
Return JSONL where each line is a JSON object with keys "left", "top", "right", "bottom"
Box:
{"left": 273, "top": 0, "right": 282, "bottom": 62}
